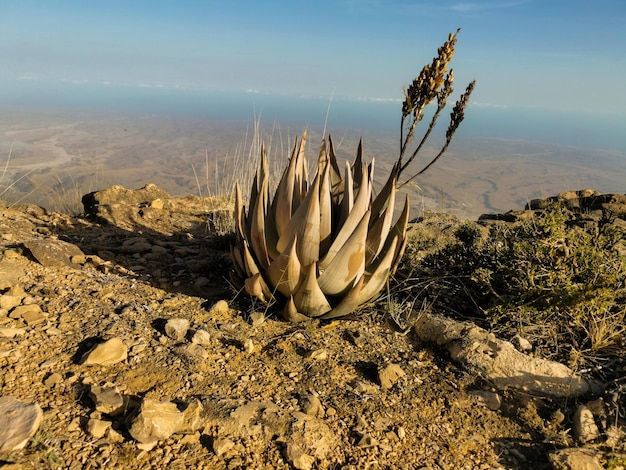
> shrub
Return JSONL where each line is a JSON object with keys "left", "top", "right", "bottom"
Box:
{"left": 400, "top": 203, "right": 626, "bottom": 377}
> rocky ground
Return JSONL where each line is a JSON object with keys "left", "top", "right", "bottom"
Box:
{"left": 0, "top": 185, "right": 624, "bottom": 469}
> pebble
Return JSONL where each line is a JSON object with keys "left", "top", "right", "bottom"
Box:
{"left": 469, "top": 390, "right": 502, "bottom": 411}
{"left": 306, "top": 349, "right": 328, "bottom": 361}
{"left": 43, "top": 372, "right": 63, "bottom": 388}
{"left": 80, "top": 337, "right": 128, "bottom": 366}
{"left": 180, "top": 398, "right": 204, "bottom": 433}
{"left": 174, "top": 343, "right": 209, "bottom": 359}
{"left": 191, "top": 329, "right": 211, "bottom": 346}
{"left": 23, "top": 238, "right": 85, "bottom": 268}
{"left": 129, "top": 399, "right": 185, "bottom": 444}
{"left": 301, "top": 394, "right": 325, "bottom": 418}
{"left": 89, "top": 385, "right": 126, "bottom": 416}
{"left": 212, "top": 437, "right": 235, "bottom": 456}
{"left": 86, "top": 418, "right": 112, "bottom": 439}
{"left": 165, "top": 318, "right": 190, "bottom": 342}
{"left": 0, "top": 327, "right": 27, "bottom": 338}
{"left": 512, "top": 335, "right": 533, "bottom": 352}
{"left": 249, "top": 311, "right": 265, "bottom": 326}
{"left": 357, "top": 433, "right": 378, "bottom": 448}
{"left": 243, "top": 339, "right": 255, "bottom": 353}
{"left": 0, "top": 396, "right": 43, "bottom": 453}
{"left": 572, "top": 405, "right": 600, "bottom": 443}
{"left": 0, "top": 294, "right": 23, "bottom": 311}
{"left": 10, "top": 304, "right": 46, "bottom": 326}
{"left": 285, "top": 443, "right": 315, "bottom": 470}
{"left": 378, "top": 363, "right": 405, "bottom": 389}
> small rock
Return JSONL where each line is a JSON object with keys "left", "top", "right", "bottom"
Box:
{"left": 10, "top": 304, "right": 46, "bottom": 326}
{"left": 80, "top": 337, "right": 128, "bottom": 366}
{"left": 191, "top": 329, "right": 211, "bottom": 346}
{"left": 150, "top": 198, "right": 164, "bottom": 209}
{"left": 243, "top": 339, "right": 255, "bottom": 353}
{"left": 469, "top": 390, "right": 501, "bottom": 411}
{"left": 548, "top": 447, "right": 604, "bottom": 470}
{"left": 43, "top": 372, "right": 63, "bottom": 388}
{"left": 0, "top": 397, "right": 43, "bottom": 453}
{"left": 378, "top": 363, "right": 405, "bottom": 390}
{"left": 89, "top": 385, "right": 126, "bottom": 416}
{"left": 512, "top": 335, "right": 533, "bottom": 352}
{"left": 128, "top": 399, "right": 185, "bottom": 444}
{"left": 70, "top": 254, "right": 87, "bottom": 265}
{"left": 86, "top": 418, "right": 112, "bottom": 439}
{"left": 45, "top": 327, "right": 62, "bottom": 336}
{"left": 207, "top": 300, "right": 230, "bottom": 317}
{"left": 180, "top": 432, "right": 200, "bottom": 445}
{"left": 67, "top": 417, "right": 81, "bottom": 433}
{"left": 306, "top": 349, "right": 328, "bottom": 361}
{"left": 0, "top": 328, "right": 27, "bottom": 338}
{"left": 301, "top": 395, "right": 325, "bottom": 418}
{"left": 106, "top": 427, "right": 125, "bottom": 443}
{"left": 350, "top": 379, "right": 378, "bottom": 395}
{"left": 0, "top": 295, "right": 22, "bottom": 311}
{"left": 357, "top": 433, "right": 378, "bottom": 448}
{"left": 572, "top": 405, "right": 600, "bottom": 443}
{"left": 174, "top": 343, "right": 209, "bottom": 359}
{"left": 180, "top": 399, "right": 204, "bottom": 433}
{"left": 285, "top": 443, "right": 315, "bottom": 470}
{"left": 213, "top": 437, "right": 235, "bottom": 456}
{"left": 396, "top": 426, "right": 406, "bottom": 440}
{"left": 165, "top": 318, "right": 190, "bottom": 342}
{"left": 249, "top": 311, "right": 265, "bottom": 326}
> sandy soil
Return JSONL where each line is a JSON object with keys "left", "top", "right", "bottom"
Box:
{"left": 0, "top": 190, "right": 622, "bottom": 469}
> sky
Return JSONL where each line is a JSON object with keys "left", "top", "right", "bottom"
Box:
{"left": 1, "top": 1, "right": 625, "bottom": 148}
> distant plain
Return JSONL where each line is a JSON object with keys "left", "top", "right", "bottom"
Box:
{"left": 1, "top": 98, "right": 625, "bottom": 220}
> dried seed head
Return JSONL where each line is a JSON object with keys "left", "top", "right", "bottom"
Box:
{"left": 402, "top": 29, "right": 460, "bottom": 121}
{"left": 446, "top": 79, "right": 476, "bottom": 141}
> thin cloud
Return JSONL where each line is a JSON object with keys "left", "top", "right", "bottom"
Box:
{"left": 448, "top": 1, "right": 527, "bottom": 13}
{"left": 16, "top": 75, "right": 41, "bottom": 81}
{"left": 471, "top": 101, "right": 508, "bottom": 109}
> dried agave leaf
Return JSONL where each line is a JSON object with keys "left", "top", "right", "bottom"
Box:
{"left": 366, "top": 173, "right": 396, "bottom": 265}
{"left": 294, "top": 263, "right": 331, "bottom": 317}
{"left": 389, "top": 195, "right": 410, "bottom": 275}
{"left": 352, "top": 139, "right": 364, "bottom": 190}
{"left": 293, "top": 130, "right": 308, "bottom": 206}
{"left": 272, "top": 139, "right": 299, "bottom": 238}
{"left": 318, "top": 210, "right": 370, "bottom": 296}
{"left": 244, "top": 272, "right": 273, "bottom": 303}
{"left": 319, "top": 163, "right": 370, "bottom": 270}
{"left": 234, "top": 182, "right": 246, "bottom": 240}
{"left": 319, "top": 276, "right": 365, "bottom": 320}
{"left": 318, "top": 161, "right": 333, "bottom": 257}
{"left": 358, "top": 235, "right": 399, "bottom": 305}
{"left": 249, "top": 175, "right": 271, "bottom": 269}
{"left": 338, "top": 160, "right": 354, "bottom": 230}
{"left": 282, "top": 296, "right": 311, "bottom": 323}
{"left": 266, "top": 234, "right": 301, "bottom": 297}
{"left": 326, "top": 135, "right": 343, "bottom": 193}
{"left": 276, "top": 174, "right": 321, "bottom": 267}
{"left": 230, "top": 242, "right": 246, "bottom": 281}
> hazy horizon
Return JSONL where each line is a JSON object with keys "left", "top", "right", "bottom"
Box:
{"left": 1, "top": 86, "right": 625, "bottom": 221}
{"left": 2, "top": 81, "right": 625, "bottom": 154}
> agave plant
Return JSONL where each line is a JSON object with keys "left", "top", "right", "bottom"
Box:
{"left": 230, "top": 132, "right": 409, "bottom": 321}
{"left": 230, "top": 30, "right": 474, "bottom": 321}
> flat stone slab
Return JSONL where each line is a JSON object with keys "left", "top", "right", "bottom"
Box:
{"left": 23, "top": 239, "right": 85, "bottom": 269}
{"left": 0, "top": 396, "right": 43, "bottom": 453}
